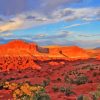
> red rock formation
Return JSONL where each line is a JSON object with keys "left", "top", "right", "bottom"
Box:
{"left": 46, "top": 45, "right": 90, "bottom": 59}
{"left": 0, "top": 40, "right": 99, "bottom": 71}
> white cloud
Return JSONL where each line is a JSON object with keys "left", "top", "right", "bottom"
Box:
{"left": 0, "top": 32, "right": 13, "bottom": 37}
{"left": 0, "top": 7, "right": 99, "bottom": 33}
{"left": 0, "top": 18, "right": 24, "bottom": 32}
{"left": 63, "top": 22, "right": 89, "bottom": 28}
{"left": 76, "top": 39, "right": 100, "bottom": 48}
{"left": 52, "top": 7, "right": 100, "bottom": 21}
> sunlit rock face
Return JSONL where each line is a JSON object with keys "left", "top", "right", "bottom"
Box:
{"left": 0, "top": 40, "right": 99, "bottom": 72}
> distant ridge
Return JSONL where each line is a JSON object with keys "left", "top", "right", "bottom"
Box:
{"left": 94, "top": 47, "right": 100, "bottom": 50}
{"left": 0, "top": 40, "right": 99, "bottom": 60}
{"left": 0, "top": 40, "right": 99, "bottom": 71}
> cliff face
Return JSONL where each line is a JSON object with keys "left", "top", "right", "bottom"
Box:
{"left": 47, "top": 46, "right": 89, "bottom": 59}
{"left": 0, "top": 57, "right": 41, "bottom": 71}
{"left": 0, "top": 40, "right": 99, "bottom": 71}
{"left": 0, "top": 40, "right": 42, "bottom": 71}
{"left": 0, "top": 40, "right": 93, "bottom": 59}
{"left": 0, "top": 40, "right": 49, "bottom": 56}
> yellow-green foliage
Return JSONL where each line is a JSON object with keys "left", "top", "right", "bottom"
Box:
{"left": 83, "top": 96, "right": 89, "bottom": 100}
{"left": 91, "top": 91, "right": 100, "bottom": 100}
{"left": 3, "top": 81, "right": 50, "bottom": 100}
{"left": 77, "top": 95, "right": 90, "bottom": 100}
{"left": 90, "top": 85, "right": 100, "bottom": 100}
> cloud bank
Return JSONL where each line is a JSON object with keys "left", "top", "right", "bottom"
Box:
{"left": 0, "top": 7, "right": 100, "bottom": 33}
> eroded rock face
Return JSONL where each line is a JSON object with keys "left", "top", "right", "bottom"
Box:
{"left": 0, "top": 40, "right": 99, "bottom": 72}
{"left": 36, "top": 46, "right": 49, "bottom": 53}
{"left": 97, "top": 55, "right": 100, "bottom": 60}
{"left": 0, "top": 57, "right": 41, "bottom": 71}
{"left": 47, "top": 46, "right": 90, "bottom": 59}
{"left": 0, "top": 40, "right": 42, "bottom": 71}
{"left": 0, "top": 40, "right": 49, "bottom": 56}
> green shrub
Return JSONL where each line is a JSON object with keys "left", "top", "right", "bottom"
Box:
{"left": 23, "top": 75, "right": 29, "bottom": 78}
{"left": 65, "top": 87, "right": 75, "bottom": 96}
{"left": 42, "top": 79, "right": 50, "bottom": 87}
{"left": 93, "top": 72, "right": 97, "bottom": 77}
{"left": 75, "top": 75, "right": 88, "bottom": 85}
{"left": 83, "top": 96, "right": 89, "bottom": 100}
{"left": 91, "top": 91, "right": 100, "bottom": 100}
{"left": 0, "top": 82, "right": 4, "bottom": 90}
{"left": 92, "top": 94, "right": 97, "bottom": 100}
{"left": 33, "top": 93, "right": 50, "bottom": 100}
{"left": 52, "top": 85, "right": 59, "bottom": 92}
{"left": 3, "top": 73, "right": 7, "bottom": 76}
{"left": 20, "top": 94, "right": 30, "bottom": 100}
{"left": 77, "top": 95, "right": 83, "bottom": 100}
{"left": 7, "top": 77, "right": 15, "bottom": 81}
{"left": 57, "top": 78, "right": 62, "bottom": 82}
{"left": 91, "top": 85, "right": 100, "bottom": 100}
{"left": 37, "top": 94, "right": 50, "bottom": 100}
{"left": 60, "top": 87, "right": 66, "bottom": 92}
{"left": 64, "top": 75, "right": 69, "bottom": 83}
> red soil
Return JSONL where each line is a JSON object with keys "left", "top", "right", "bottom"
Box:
{"left": 0, "top": 40, "right": 99, "bottom": 99}
{"left": 0, "top": 59, "right": 99, "bottom": 100}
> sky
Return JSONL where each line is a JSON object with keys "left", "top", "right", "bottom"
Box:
{"left": 0, "top": 0, "right": 100, "bottom": 48}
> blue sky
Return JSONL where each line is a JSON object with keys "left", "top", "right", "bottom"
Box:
{"left": 0, "top": 0, "right": 100, "bottom": 48}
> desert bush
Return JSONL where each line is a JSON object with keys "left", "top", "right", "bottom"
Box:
{"left": 74, "top": 75, "right": 88, "bottom": 85}
{"left": 90, "top": 67, "right": 94, "bottom": 71}
{"left": 3, "top": 82, "right": 18, "bottom": 90}
{"left": 64, "top": 75, "right": 69, "bottom": 83}
{"left": 77, "top": 95, "right": 90, "bottom": 100}
{"left": 52, "top": 85, "right": 59, "bottom": 92}
{"left": 19, "top": 94, "right": 31, "bottom": 100}
{"left": 83, "top": 96, "right": 89, "bottom": 100}
{"left": 65, "top": 87, "right": 75, "bottom": 96}
{"left": 92, "top": 94, "right": 97, "bottom": 100}
{"left": 42, "top": 78, "right": 50, "bottom": 87}
{"left": 88, "top": 80, "right": 92, "bottom": 83}
{"left": 0, "top": 82, "right": 4, "bottom": 90}
{"left": 18, "top": 70, "right": 22, "bottom": 73}
{"left": 91, "top": 91, "right": 100, "bottom": 100}
{"left": 2, "top": 81, "right": 50, "bottom": 100}
{"left": 60, "top": 87, "right": 66, "bottom": 93}
{"left": 7, "top": 77, "right": 15, "bottom": 81}
{"left": 57, "top": 78, "right": 62, "bottom": 82}
{"left": 33, "top": 93, "right": 50, "bottom": 100}
{"left": 13, "top": 83, "right": 46, "bottom": 100}
{"left": 77, "top": 95, "right": 83, "bottom": 100}
{"left": 90, "top": 85, "right": 100, "bottom": 100}
{"left": 61, "top": 73, "right": 65, "bottom": 76}
{"left": 23, "top": 75, "right": 29, "bottom": 78}
{"left": 93, "top": 72, "right": 97, "bottom": 77}
{"left": 0, "top": 67, "right": 2, "bottom": 70}
{"left": 3, "top": 73, "right": 7, "bottom": 76}
{"left": 64, "top": 74, "right": 74, "bottom": 84}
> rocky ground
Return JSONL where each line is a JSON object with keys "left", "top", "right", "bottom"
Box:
{"left": 0, "top": 58, "right": 100, "bottom": 100}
